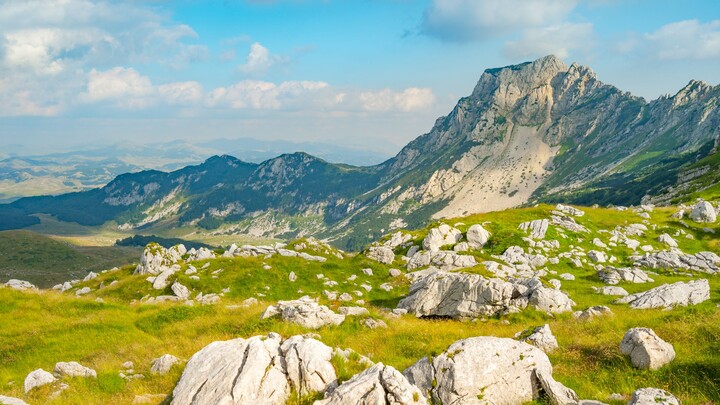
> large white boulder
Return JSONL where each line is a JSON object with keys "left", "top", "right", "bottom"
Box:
{"left": 689, "top": 201, "right": 717, "bottom": 223}
{"left": 620, "top": 328, "right": 675, "bottom": 370}
{"left": 366, "top": 246, "right": 395, "bottom": 264}
{"left": 403, "top": 337, "right": 576, "bottom": 405}
{"left": 616, "top": 279, "right": 710, "bottom": 309}
{"left": 4, "top": 279, "right": 37, "bottom": 291}
{"left": 597, "top": 267, "right": 653, "bottom": 285}
{"left": 24, "top": 368, "right": 56, "bottom": 393}
{"left": 520, "top": 324, "right": 558, "bottom": 353}
{"left": 0, "top": 396, "right": 28, "bottom": 405}
{"left": 466, "top": 224, "right": 491, "bottom": 248}
{"left": 54, "top": 361, "right": 97, "bottom": 378}
{"left": 135, "top": 244, "right": 186, "bottom": 275}
{"left": 315, "top": 362, "right": 426, "bottom": 405}
{"left": 629, "top": 388, "right": 679, "bottom": 405}
{"left": 172, "top": 333, "right": 337, "bottom": 405}
{"left": 422, "top": 224, "right": 462, "bottom": 252}
{"left": 518, "top": 219, "right": 549, "bottom": 239}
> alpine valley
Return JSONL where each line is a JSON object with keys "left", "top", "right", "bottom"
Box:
{"left": 1, "top": 55, "right": 719, "bottom": 251}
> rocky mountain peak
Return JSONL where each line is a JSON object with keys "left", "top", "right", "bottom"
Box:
{"left": 672, "top": 79, "right": 713, "bottom": 107}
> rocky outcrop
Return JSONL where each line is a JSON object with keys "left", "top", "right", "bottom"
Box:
{"left": 261, "top": 296, "right": 345, "bottom": 329}
{"left": 519, "top": 324, "right": 558, "bottom": 353}
{"left": 54, "top": 362, "right": 97, "bottom": 378}
{"left": 689, "top": 201, "right": 717, "bottom": 223}
{"left": 422, "top": 224, "right": 462, "bottom": 252}
{"left": 316, "top": 363, "right": 426, "bottom": 405}
{"left": 632, "top": 250, "right": 720, "bottom": 274}
{"left": 403, "top": 337, "right": 576, "bottom": 405}
{"left": 172, "top": 333, "right": 337, "bottom": 405}
{"left": 597, "top": 267, "right": 653, "bottom": 285}
{"left": 4, "top": 279, "right": 37, "bottom": 291}
{"left": 629, "top": 388, "right": 679, "bottom": 405}
{"left": 406, "top": 251, "right": 477, "bottom": 271}
{"left": 620, "top": 328, "right": 675, "bottom": 370}
{"left": 398, "top": 272, "right": 573, "bottom": 319}
{"left": 616, "top": 279, "right": 710, "bottom": 309}
{"left": 135, "top": 244, "right": 186, "bottom": 276}
{"left": 555, "top": 204, "right": 584, "bottom": 217}
{"left": 519, "top": 219, "right": 549, "bottom": 239}
{"left": 366, "top": 246, "right": 395, "bottom": 264}
{"left": 466, "top": 224, "right": 491, "bottom": 248}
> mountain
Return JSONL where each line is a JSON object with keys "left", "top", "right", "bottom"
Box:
{"left": 0, "top": 140, "right": 390, "bottom": 203}
{"left": 1, "top": 55, "right": 718, "bottom": 249}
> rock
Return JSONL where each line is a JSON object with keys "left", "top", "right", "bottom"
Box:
{"left": 317, "top": 362, "right": 426, "bottom": 405}
{"left": 422, "top": 224, "right": 462, "bottom": 251}
{"left": 0, "top": 396, "right": 28, "bottom": 405}
{"left": 171, "top": 281, "right": 190, "bottom": 300}
{"left": 54, "top": 361, "right": 97, "bottom": 378}
{"left": 150, "top": 354, "right": 179, "bottom": 374}
{"left": 548, "top": 279, "right": 562, "bottom": 289}
{"left": 519, "top": 219, "right": 549, "bottom": 239}
{"left": 152, "top": 266, "right": 178, "bottom": 290}
{"left": 632, "top": 250, "right": 720, "bottom": 274}
{"left": 520, "top": 324, "right": 558, "bottom": 353}
{"left": 361, "top": 268, "right": 373, "bottom": 276}
{"left": 629, "top": 388, "right": 679, "bottom": 405}
{"left": 366, "top": 246, "right": 395, "bottom": 264}
{"left": 389, "top": 268, "right": 402, "bottom": 277}
{"left": 529, "top": 286, "right": 575, "bottom": 314}
{"left": 556, "top": 204, "right": 584, "bottom": 217}
{"left": 404, "top": 337, "right": 574, "bottom": 405}
{"left": 262, "top": 296, "right": 345, "bottom": 329}
{"left": 135, "top": 244, "right": 185, "bottom": 276}
{"left": 379, "top": 283, "right": 394, "bottom": 291}
{"left": 384, "top": 231, "right": 412, "bottom": 248}
{"left": 406, "top": 251, "right": 477, "bottom": 271}
{"left": 289, "top": 271, "right": 297, "bottom": 282}
{"left": 532, "top": 368, "right": 580, "bottom": 405}
{"left": 689, "top": 201, "right": 717, "bottom": 223}
{"left": 551, "top": 214, "right": 589, "bottom": 233}
{"left": 4, "top": 279, "right": 37, "bottom": 291}
{"left": 559, "top": 273, "right": 575, "bottom": 281}
{"left": 338, "top": 306, "right": 369, "bottom": 316}
{"left": 587, "top": 250, "right": 607, "bottom": 263}
{"left": 657, "top": 233, "right": 678, "bottom": 248}
{"left": 75, "top": 287, "right": 91, "bottom": 296}
{"left": 573, "top": 306, "right": 613, "bottom": 321}
{"left": 362, "top": 318, "right": 388, "bottom": 329}
{"left": 592, "top": 286, "right": 629, "bottom": 296}
{"left": 338, "top": 293, "right": 353, "bottom": 302}
{"left": 172, "top": 333, "right": 337, "bottom": 405}
{"left": 620, "top": 328, "right": 675, "bottom": 370}
{"left": 132, "top": 394, "right": 167, "bottom": 404}
{"left": 616, "top": 279, "right": 710, "bottom": 309}
{"left": 122, "top": 361, "right": 134, "bottom": 369}
{"left": 83, "top": 272, "right": 98, "bottom": 281}
{"left": 466, "top": 224, "right": 491, "bottom": 247}
{"left": 24, "top": 368, "right": 57, "bottom": 393}
{"left": 597, "top": 267, "right": 653, "bottom": 285}
{"left": 593, "top": 238, "right": 608, "bottom": 248}
{"left": 453, "top": 242, "right": 470, "bottom": 252}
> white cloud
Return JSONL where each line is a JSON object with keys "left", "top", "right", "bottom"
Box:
{"left": 644, "top": 20, "right": 720, "bottom": 60}
{"left": 81, "top": 67, "right": 154, "bottom": 108}
{"left": 158, "top": 81, "right": 204, "bottom": 105}
{"left": 208, "top": 80, "right": 330, "bottom": 109}
{"left": 359, "top": 88, "right": 436, "bottom": 112}
{"left": 422, "top": 0, "right": 577, "bottom": 42}
{"left": 504, "top": 22, "right": 594, "bottom": 59}
{"left": 238, "top": 42, "right": 288, "bottom": 74}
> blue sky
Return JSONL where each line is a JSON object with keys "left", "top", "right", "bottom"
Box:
{"left": 1, "top": 0, "right": 719, "bottom": 156}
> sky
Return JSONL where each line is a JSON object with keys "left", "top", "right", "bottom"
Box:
{"left": 1, "top": 0, "right": 719, "bottom": 157}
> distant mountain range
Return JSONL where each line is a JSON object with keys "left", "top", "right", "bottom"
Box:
{"left": 0, "top": 138, "right": 391, "bottom": 203}
{"left": 1, "top": 55, "right": 718, "bottom": 249}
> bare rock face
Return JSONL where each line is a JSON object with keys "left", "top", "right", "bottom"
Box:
{"left": 422, "top": 224, "right": 462, "bottom": 252}
{"left": 172, "top": 333, "right": 338, "bottom": 405}
{"left": 24, "top": 368, "right": 57, "bottom": 393}
{"left": 519, "top": 219, "right": 549, "bottom": 239}
{"left": 620, "top": 328, "right": 675, "bottom": 370}
{"left": 466, "top": 224, "right": 491, "bottom": 248}
{"left": 261, "top": 296, "right": 345, "bottom": 329}
{"left": 315, "top": 362, "right": 426, "bottom": 405}
{"left": 689, "top": 201, "right": 717, "bottom": 223}
{"left": 54, "top": 361, "right": 97, "bottom": 378}
{"left": 366, "top": 246, "right": 396, "bottom": 264}
{"left": 520, "top": 324, "right": 559, "bottom": 353}
{"left": 616, "top": 279, "right": 710, "bottom": 309}
{"left": 629, "top": 388, "right": 679, "bottom": 405}
{"left": 403, "top": 337, "right": 576, "bottom": 405}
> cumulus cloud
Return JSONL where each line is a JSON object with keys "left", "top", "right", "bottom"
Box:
{"left": 359, "top": 88, "right": 436, "bottom": 112}
{"left": 238, "top": 42, "right": 289, "bottom": 74}
{"left": 208, "top": 80, "right": 331, "bottom": 109}
{"left": 643, "top": 20, "right": 720, "bottom": 60}
{"left": 504, "top": 22, "right": 594, "bottom": 59}
{"left": 80, "top": 67, "right": 154, "bottom": 108}
{"left": 422, "top": 0, "right": 577, "bottom": 42}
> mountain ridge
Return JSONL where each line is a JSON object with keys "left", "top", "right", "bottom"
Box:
{"left": 1, "top": 55, "right": 718, "bottom": 250}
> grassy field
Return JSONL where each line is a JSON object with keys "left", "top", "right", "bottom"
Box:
{"left": 0, "top": 204, "right": 719, "bottom": 404}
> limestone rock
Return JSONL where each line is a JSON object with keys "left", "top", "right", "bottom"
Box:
{"left": 519, "top": 219, "right": 549, "bottom": 239}
{"left": 528, "top": 286, "right": 575, "bottom": 314}
{"left": 150, "top": 354, "right": 179, "bottom": 375}
{"left": 629, "top": 388, "right": 679, "bottom": 405}
{"left": 404, "top": 337, "right": 575, "bottom": 405}
{"left": 172, "top": 333, "right": 337, "bottom": 405}
{"left": 54, "top": 361, "right": 97, "bottom": 378}
{"left": 620, "top": 328, "right": 675, "bottom": 370}
{"left": 171, "top": 281, "right": 190, "bottom": 300}
{"left": 4, "top": 279, "right": 37, "bottom": 291}
{"left": 289, "top": 271, "right": 297, "bottom": 282}
{"left": 616, "top": 279, "right": 710, "bottom": 309}
{"left": 573, "top": 306, "right": 613, "bottom": 321}
{"left": 466, "top": 224, "right": 491, "bottom": 247}
{"left": 135, "top": 244, "right": 185, "bottom": 276}
{"left": 316, "top": 362, "right": 426, "bottom": 405}
{"left": 556, "top": 204, "right": 584, "bottom": 217}
{"left": 389, "top": 268, "right": 403, "bottom": 277}
{"left": 657, "top": 233, "right": 678, "bottom": 248}
{"left": 262, "top": 296, "right": 345, "bottom": 329}
{"left": 338, "top": 306, "right": 369, "bottom": 316}
{"left": 520, "top": 324, "right": 558, "bottom": 353}
{"left": 24, "top": 368, "right": 57, "bottom": 393}
{"left": 366, "top": 246, "right": 395, "bottom": 264}
{"left": 532, "top": 368, "right": 580, "bottom": 405}
{"left": 406, "top": 250, "right": 477, "bottom": 271}
{"left": 153, "top": 266, "right": 179, "bottom": 290}
{"left": 597, "top": 267, "right": 652, "bottom": 285}
{"left": 0, "top": 396, "right": 28, "bottom": 405}
{"left": 587, "top": 250, "right": 607, "bottom": 263}
{"left": 592, "top": 286, "right": 628, "bottom": 296}
{"left": 689, "top": 201, "right": 717, "bottom": 223}
{"left": 422, "top": 224, "right": 462, "bottom": 252}
{"left": 362, "top": 318, "right": 388, "bottom": 329}
{"left": 633, "top": 250, "right": 720, "bottom": 274}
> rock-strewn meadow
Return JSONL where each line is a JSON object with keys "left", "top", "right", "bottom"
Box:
{"left": 1, "top": 202, "right": 720, "bottom": 404}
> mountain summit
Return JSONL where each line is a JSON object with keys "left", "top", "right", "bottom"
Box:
{"left": 2, "top": 56, "right": 719, "bottom": 249}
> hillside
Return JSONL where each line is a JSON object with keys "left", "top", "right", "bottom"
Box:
{"left": 0, "top": 56, "right": 719, "bottom": 250}
{"left": 0, "top": 231, "right": 140, "bottom": 288}
{"left": 0, "top": 201, "right": 719, "bottom": 404}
